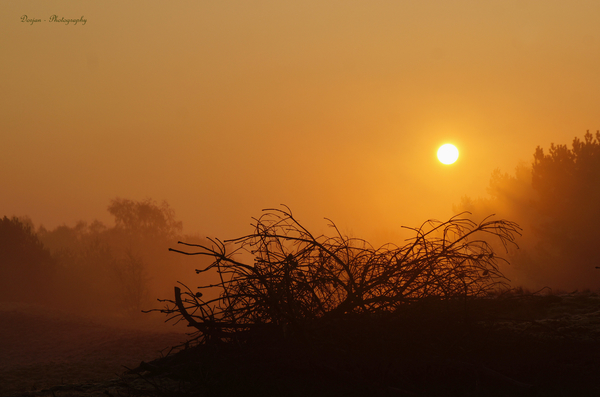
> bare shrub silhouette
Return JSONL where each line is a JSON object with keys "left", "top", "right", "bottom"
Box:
{"left": 150, "top": 206, "right": 521, "bottom": 343}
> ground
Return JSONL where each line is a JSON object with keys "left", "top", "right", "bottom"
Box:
{"left": 1, "top": 291, "right": 600, "bottom": 396}
{"left": 0, "top": 302, "right": 188, "bottom": 396}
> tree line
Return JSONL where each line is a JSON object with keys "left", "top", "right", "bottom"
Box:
{"left": 0, "top": 198, "right": 211, "bottom": 319}
{"left": 455, "top": 130, "right": 600, "bottom": 290}
{"left": 2, "top": 131, "right": 599, "bottom": 319}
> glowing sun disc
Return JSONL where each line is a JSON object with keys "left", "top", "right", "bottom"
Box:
{"left": 437, "top": 144, "right": 459, "bottom": 164}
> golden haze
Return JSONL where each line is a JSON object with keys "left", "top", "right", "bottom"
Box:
{"left": 2, "top": 2, "right": 600, "bottom": 249}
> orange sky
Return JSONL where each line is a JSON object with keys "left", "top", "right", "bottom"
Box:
{"left": 2, "top": 1, "right": 600, "bottom": 245}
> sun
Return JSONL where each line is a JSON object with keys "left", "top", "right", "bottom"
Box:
{"left": 437, "top": 143, "right": 459, "bottom": 165}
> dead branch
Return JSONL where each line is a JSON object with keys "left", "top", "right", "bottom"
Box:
{"left": 150, "top": 206, "right": 521, "bottom": 344}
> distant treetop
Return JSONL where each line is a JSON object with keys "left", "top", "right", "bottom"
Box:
{"left": 107, "top": 198, "right": 183, "bottom": 240}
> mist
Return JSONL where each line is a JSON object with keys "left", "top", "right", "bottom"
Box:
{"left": 3, "top": 1, "right": 600, "bottom": 394}
{"left": 3, "top": 134, "right": 600, "bottom": 322}
{"left": 4, "top": 1, "right": 600, "bottom": 250}
{"left": 455, "top": 131, "right": 600, "bottom": 292}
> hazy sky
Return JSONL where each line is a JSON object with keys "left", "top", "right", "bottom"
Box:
{"left": 2, "top": 1, "right": 600, "bottom": 245}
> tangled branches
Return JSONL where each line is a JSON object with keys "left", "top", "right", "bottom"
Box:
{"left": 150, "top": 206, "right": 521, "bottom": 343}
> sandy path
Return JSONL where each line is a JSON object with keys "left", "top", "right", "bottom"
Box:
{"left": 0, "top": 303, "right": 190, "bottom": 396}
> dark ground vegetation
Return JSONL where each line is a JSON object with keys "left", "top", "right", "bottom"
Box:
{"left": 4, "top": 290, "right": 600, "bottom": 397}
{"left": 115, "top": 207, "right": 599, "bottom": 397}
{"left": 127, "top": 289, "right": 600, "bottom": 397}
{"left": 4, "top": 206, "right": 600, "bottom": 397}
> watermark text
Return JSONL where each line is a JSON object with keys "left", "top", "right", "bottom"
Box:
{"left": 21, "top": 15, "right": 87, "bottom": 25}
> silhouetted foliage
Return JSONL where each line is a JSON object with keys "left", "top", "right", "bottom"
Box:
{"left": 150, "top": 206, "right": 520, "bottom": 344}
{"left": 456, "top": 131, "right": 600, "bottom": 290}
{"left": 108, "top": 198, "right": 183, "bottom": 240}
{"left": 455, "top": 162, "right": 536, "bottom": 221}
{"left": 36, "top": 198, "right": 193, "bottom": 317}
{"left": 111, "top": 249, "right": 151, "bottom": 315}
{"left": 454, "top": 163, "right": 540, "bottom": 286}
{"left": 37, "top": 220, "right": 123, "bottom": 313}
{"left": 0, "top": 216, "right": 56, "bottom": 301}
{"left": 532, "top": 131, "right": 600, "bottom": 280}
